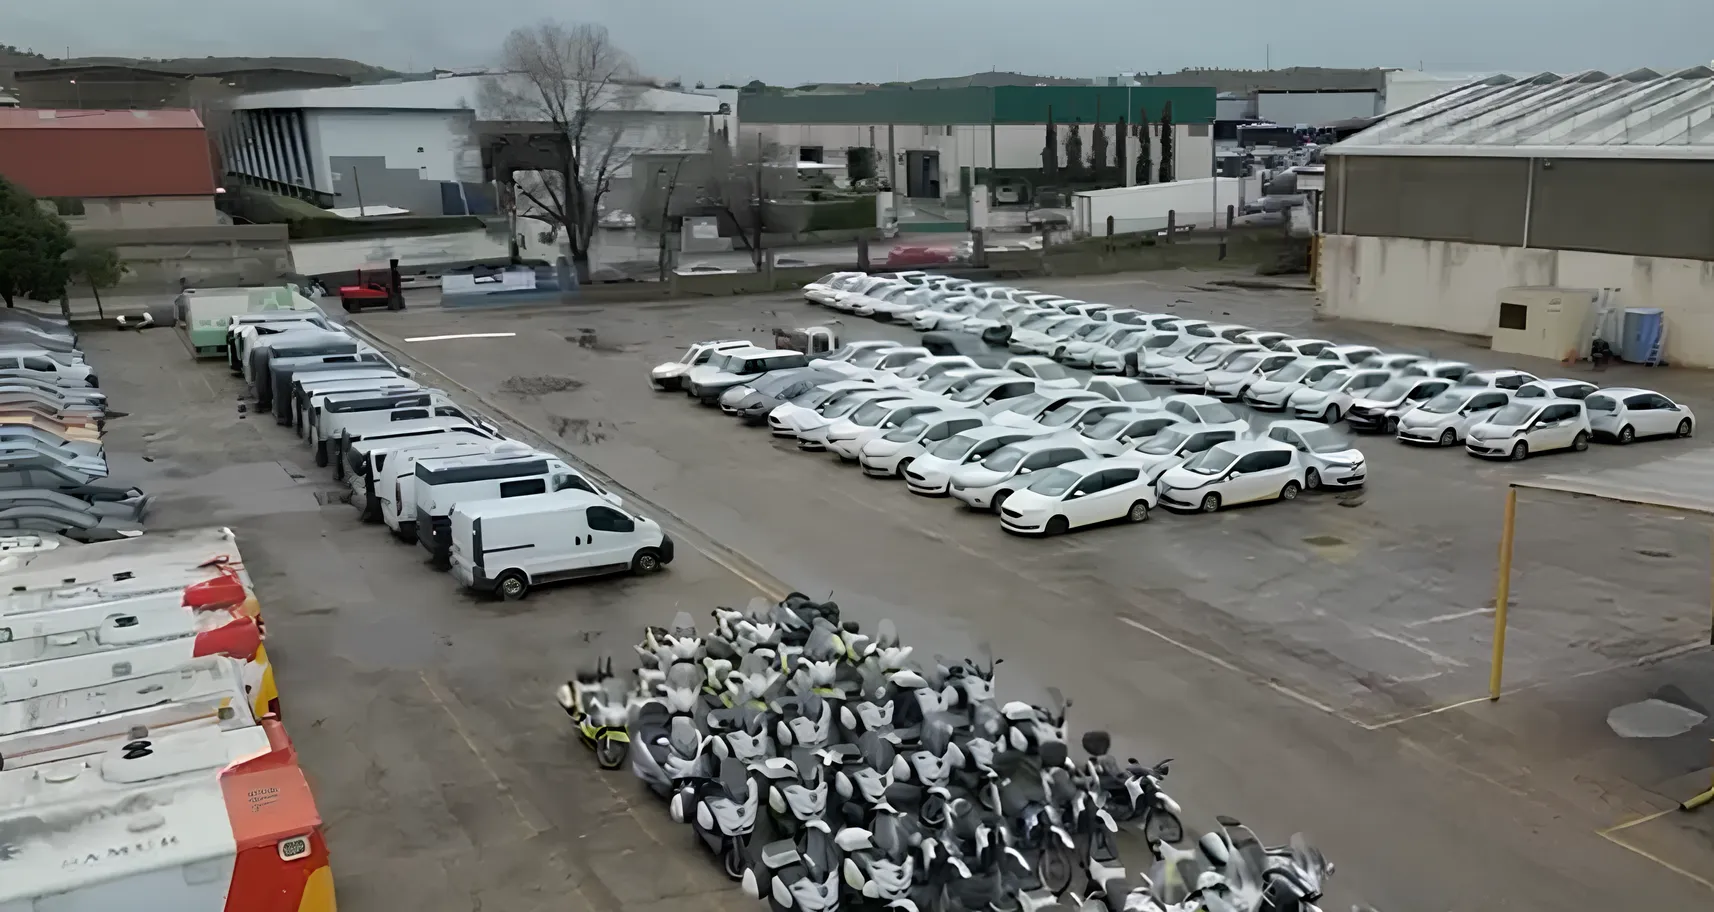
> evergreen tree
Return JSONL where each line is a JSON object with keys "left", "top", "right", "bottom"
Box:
{"left": 0, "top": 177, "right": 72, "bottom": 308}
{"left": 1135, "top": 108, "right": 1152, "bottom": 186}
{"left": 1115, "top": 115, "right": 1128, "bottom": 186}
{"left": 1158, "top": 101, "right": 1176, "bottom": 183}
{"left": 1090, "top": 122, "right": 1109, "bottom": 181}
{"left": 1042, "top": 106, "right": 1058, "bottom": 177}
{"left": 1063, "top": 123, "right": 1084, "bottom": 181}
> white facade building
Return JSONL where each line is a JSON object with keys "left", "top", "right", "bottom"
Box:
{"left": 225, "top": 76, "right": 729, "bottom": 216}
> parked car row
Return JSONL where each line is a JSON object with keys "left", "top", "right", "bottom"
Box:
{"left": 802, "top": 273, "right": 1696, "bottom": 462}
{"left": 0, "top": 307, "right": 151, "bottom": 547}
{"left": 225, "top": 309, "right": 673, "bottom": 601}
{"left": 652, "top": 331, "right": 1366, "bottom": 532}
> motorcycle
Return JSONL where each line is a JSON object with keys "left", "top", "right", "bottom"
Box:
{"left": 755, "top": 746, "right": 840, "bottom": 838}
{"left": 631, "top": 663, "right": 713, "bottom": 802}
{"left": 689, "top": 756, "right": 761, "bottom": 879}
{"left": 836, "top": 809, "right": 920, "bottom": 904}
{"left": 1070, "top": 732, "right": 1127, "bottom": 899}
{"left": 744, "top": 817, "right": 844, "bottom": 912}
{"left": 834, "top": 730, "right": 907, "bottom": 814}
{"left": 777, "top": 691, "right": 837, "bottom": 751}
{"left": 896, "top": 715, "right": 963, "bottom": 827}
{"left": 555, "top": 656, "right": 632, "bottom": 769}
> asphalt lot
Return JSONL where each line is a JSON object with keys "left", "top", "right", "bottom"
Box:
{"left": 77, "top": 266, "right": 1714, "bottom": 911}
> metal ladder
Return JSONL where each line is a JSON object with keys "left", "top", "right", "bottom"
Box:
{"left": 1645, "top": 323, "right": 1665, "bottom": 366}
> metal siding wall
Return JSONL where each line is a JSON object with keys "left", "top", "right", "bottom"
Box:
{"left": 1337, "top": 155, "right": 1528, "bottom": 246}
{"left": 1529, "top": 159, "right": 1714, "bottom": 261}
{"left": 1256, "top": 92, "right": 1379, "bottom": 126}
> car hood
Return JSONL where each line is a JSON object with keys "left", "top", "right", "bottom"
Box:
{"left": 949, "top": 464, "right": 1010, "bottom": 487}
{"left": 650, "top": 361, "right": 690, "bottom": 378}
{"left": 1349, "top": 396, "right": 1404, "bottom": 411}
{"left": 1400, "top": 409, "right": 1453, "bottom": 427}
{"left": 999, "top": 490, "right": 1057, "bottom": 514}
{"left": 861, "top": 436, "right": 912, "bottom": 455}
{"left": 1290, "top": 388, "right": 1333, "bottom": 403}
{"left": 1157, "top": 466, "right": 1215, "bottom": 489}
{"left": 1248, "top": 379, "right": 1296, "bottom": 395}
{"left": 990, "top": 412, "right": 1040, "bottom": 428}
{"left": 1316, "top": 447, "right": 1365, "bottom": 465}
{"left": 1469, "top": 422, "right": 1521, "bottom": 440}
{"left": 908, "top": 454, "right": 960, "bottom": 476}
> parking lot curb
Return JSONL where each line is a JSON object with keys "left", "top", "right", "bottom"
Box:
{"left": 341, "top": 319, "right": 793, "bottom": 599}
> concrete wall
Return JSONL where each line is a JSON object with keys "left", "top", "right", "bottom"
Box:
{"left": 63, "top": 196, "right": 221, "bottom": 230}
{"left": 1320, "top": 234, "right": 1714, "bottom": 367}
{"left": 73, "top": 224, "right": 295, "bottom": 292}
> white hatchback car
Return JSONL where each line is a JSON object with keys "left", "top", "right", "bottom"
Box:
{"left": 1126, "top": 424, "right": 1246, "bottom": 483}
{"left": 1204, "top": 351, "right": 1299, "bottom": 401}
{"left": 986, "top": 390, "right": 1107, "bottom": 428}
{"left": 1244, "top": 358, "right": 1345, "bottom": 411}
{"left": 649, "top": 339, "right": 752, "bottom": 391}
{"left": 1158, "top": 394, "right": 1250, "bottom": 436}
{"left": 770, "top": 384, "right": 902, "bottom": 439}
{"left": 1084, "top": 376, "right": 1162, "bottom": 408}
{"left": 1262, "top": 420, "right": 1367, "bottom": 489}
{"left": 1584, "top": 388, "right": 1696, "bottom": 443}
{"left": 1343, "top": 375, "right": 1454, "bottom": 434}
{"left": 1076, "top": 412, "right": 1189, "bottom": 456}
{"left": 948, "top": 436, "right": 1097, "bottom": 512}
{"left": 1465, "top": 398, "right": 1591, "bottom": 460}
{"left": 1394, "top": 387, "right": 1513, "bottom": 446}
{"left": 1514, "top": 378, "right": 1598, "bottom": 402}
{"left": 1286, "top": 368, "right": 1393, "bottom": 423}
{"left": 1156, "top": 440, "right": 1306, "bottom": 513}
{"left": 815, "top": 397, "right": 949, "bottom": 458}
{"left": 857, "top": 409, "right": 989, "bottom": 477}
{"left": 904, "top": 426, "right": 1049, "bottom": 495}
{"left": 1003, "top": 356, "right": 1081, "bottom": 390}
{"left": 999, "top": 456, "right": 1158, "bottom": 535}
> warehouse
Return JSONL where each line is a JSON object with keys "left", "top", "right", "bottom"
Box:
{"left": 1319, "top": 68, "right": 1714, "bottom": 367}
{"left": 0, "top": 108, "right": 220, "bottom": 229}
{"left": 739, "top": 85, "right": 1215, "bottom": 207}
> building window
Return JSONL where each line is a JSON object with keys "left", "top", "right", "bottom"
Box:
{"left": 51, "top": 198, "right": 85, "bottom": 216}
{"left": 799, "top": 145, "right": 823, "bottom": 163}
{"left": 1498, "top": 302, "right": 1529, "bottom": 331}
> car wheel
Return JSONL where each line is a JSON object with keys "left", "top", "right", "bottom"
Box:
{"left": 1510, "top": 441, "right": 1529, "bottom": 461}
{"left": 991, "top": 490, "right": 1012, "bottom": 514}
{"left": 895, "top": 457, "right": 913, "bottom": 478}
{"left": 1679, "top": 419, "right": 1694, "bottom": 438}
{"left": 631, "top": 548, "right": 664, "bottom": 575}
{"left": 495, "top": 570, "right": 529, "bottom": 601}
{"left": 1618, "top": 425, "right": 1635, "bottom": 444}
{"left": 1384, "top": 416, "right": 1399, "bottom": 434}
{"left": 1199, "top": 493, "right": 1222, "bottom": 513}
{"left": 1280, "top": 481, "right": 1301, "bottom": 501}
{"left": 1126, "top": 500, "right": 1150, "bottom": 523}
{"left": 1045, "top": 516, "right": 1069, "bottom": 536}
{"left": 1438, "top": 428, "right": 1457, "bottom": 447}
{"left": 1304, "top": 467, "right": 1321, "bottom": 490}
{"left": 1322, "top": 405, "right": 1341, "bottom": 423}
{"left": 1571, "top": 431, "right": 1589, "bottom": 452}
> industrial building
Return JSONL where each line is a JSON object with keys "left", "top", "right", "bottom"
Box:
{"left": 223, "top": 76, "right": 734, "bottom": 216}
{"left": 738, "top": 85, "right": 1217, "bottom": 204}
{"left": 1319, "top": 68, "right": 1714, "bottom": 367}
{"left": 0, "top": 108, "right": 220, "bottom": 229}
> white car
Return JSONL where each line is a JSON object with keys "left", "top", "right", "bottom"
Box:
{"left": 1358, "top": 353, "right": 1429, "bottom": 373}
{"left": 804, "top": 272, "right": 863, "bottom": 306}
{"left": 820, "top": 346, "right": 931, "bottom": 385}
{"left": 857, "top": 409, "right": 989, "bottom": 477}
{"left": 1019, "top": 398, "right": 1143, "bottom": 435}
{"left": 1138, "top": 338, "right": 1225, "bottom": 382}
{"left": 999, "top": 456, "right": 1158, "bottom": 534}
{"left": 769, "top": 383, "right": 897, "bottom": 438}
{"left": 860, "top": 285, "right": 939, "bottom": 321}
{"left": 1394, "top": 387, "right": 1513, "bottom": 446}
{"left": 1060, "top": 324, "right": 1151, "bottom": 367}
{"left": 1319, "top": 344, "right": 1383, "bottom": 367}
{"left": 1204, "top": 323, "right": 1253, "bottom": 342}
{"left": 1076, "top": 412, "right": 1189, "bottom": 456}
{"left": 1274, "top": 338, "right": 1334, "bottom": 357}
{"left": 1126, "top": 424, "right": 1246, "bottom": 483}
{"left": 1050, "top": 320, "right": 1127, "bottom": 360}
{"left": 1400, "top": 359, "right": 1475, "bottom": 382}
{"left": 987, "top": 390, "right": 1106, "bottom": 428}
{"left": 1286, "top": 368, "right": 1393, "bottom": 423}
{"left": 1093, "top": 330, "right": 1182, "bottom": 376}
{"left": 1003, "top": 356, "right": 1080, "bottom": 390}
{"left": 649, "top": 339, "right": 752, "bottom": 391}
{"left": 1514, "top": 378, "right": 1598, "bottom": 401}
{"left": 1455, "top": 369, "right": 1540, "bottom": 391}
{"left": 1167, "top": 344, "right": 1264, "bottom": 391}
{"left": 1262, "top": 420, "right": 1367, "bottom": 489}
{"left": 1158, "top": 394, "right": 1249, "bottom": 436}
{"left": 1084, "top": 376, "right": 1162, "bottom": 408}
{"left": 1204, "top": 351, "right": 1299, "bottom": 401}
{"left": 1156, "top": 440, "right": 1306, "bottom": 513}
{"left": 893, "top": 355, "right": 982, "bottom": 388}
{"left": 840, "top": 280, "right": 911, "bottom": 315}
{"left": 685, "top": 348, "right": 810, "bottom": 403}
{"left": 1465, "top": 398, "right": 1591, "bottom": 460}
{"left": 826, "top": 398, "right": 957, "bottom": 460}
{"left": 797, "top": 391, "right": 924, "bottom": 451}
{"left": 1236, "top": 330, "right": 1293, "bottom": 350}
{"left": 907, "top": 295, "right": 984, "bottom": 330}
{"left": 948, "top": 436, "right": 1098, "bottom": 512}
{"left": 1244, "top": 357, "right": 1345, "bottom": 411}
{"left": 945, "top": 374, "right": 1039, "bottom": 409}
{"left": 1008, "top": 315, "right": 1089, "bottom": 355}
{"left": 904, "top": 426, "right": 1049, "bottom": 495}
{"left": 920, "top": 367, "right": 1013, "bottom": 396}
{"left": 1584, "top": 388, "right": 1696, "bottom": 443}
{"left": 824, "top": 276, "right": 893, "bottom": 312}
{"left": 1342, "top": 375, "right": 1454, "bottom": 434}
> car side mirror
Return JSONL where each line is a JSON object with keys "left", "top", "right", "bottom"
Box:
{"left": 1118, "top": 436, "right": 1131, "bottom": 444}
{"left": 1223, "top": 471, "right": 1240, "bottom": 481}
{"left": 1019, "top": 467, "right": 1032, "bottom": 474}
{"left": 1069, "top": 490, "right": 1084, "bottom": 498}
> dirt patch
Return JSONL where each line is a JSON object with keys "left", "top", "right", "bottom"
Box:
{"left": 500, "top": 375, "right": 584, "bottom": 399}
{"left": 548, "top": 415, "right": 610, "bottom": 445}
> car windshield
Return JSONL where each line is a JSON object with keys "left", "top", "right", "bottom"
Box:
{"left": 1299, "top": 427, "right": 1353, "bottom": 453}
{"left": 1488, "top": 403, "right": 1536, "bottom": 427}
{"left": 897, "top": 359, "right": 938, "bottom": 379}
{"left": 1107, "top": 383, "right": 1155, "bottom": 403}
{"left": 850, "top": 349, "right": 888, "bottom": 368}
{"left": 1028, "top": 361, "right": 1070, "bottom": 380}
{"left": 1268, "top": 362, "right": 1311, "bottom": 383}
{"left": 981, "top": 445, "right": 1028, "bottom": 472}
{"left": 883, "top": 417, "right": 931, "bottom": 442}
{"left": 1002, "top": 393, "right": 1053, "bottom": 415}
{"left": 950, "top": 382, "right": 999, "bottom": 403}
{"left": 1194, "top": 403, "right": 1240, "bottom": 423}
{"left": 921, "top": 373, "right": 968, "bottom": 393}
{"left": 1139, "top": 427, "right": 1192, "bottom": 455}
{"left": 1025, "top": 467, "right": 1081, "bottom": 496}
{"left": 1223, "top": 353, "right": 1264, "bottom": 373}
{"left": 1515, "top": 385, "right": 1547, "bottom": 398}
{"left": 1019, "top": 315, "right": 1055, "bottom": 331}
{"left": 1190, "top": 346, "right": 1232, "bottom": 365}
{"left": 1370, "top": 379, "right": 1415, "bottom": 401}
{"left": 1309, "top": 370, "right": 1351, "bottom": 392}
{"left": 821, "top": 394, "right": 874, "bottom": 418}
{"left": 1038, "top": 402, "right": 1089, "bottom": 427}
{"left": 789, "top": 387, "right": 834, "bottom": 407}
{"left": 1142, "top": 334, "right": 1178, "bottom": 349}
{"left": 930, "top": 433, "right": 981, "bottom": 459}
{"left": 1584, "top": 394, "right": 1617, "bottom": 413}
{"left": 850, "top": 401, "right": 898, "bottom": 425}
{"left": 1419, "top": 390, "right": 1467, "bottom": 414}
{"left": 1183, "top": 447, "right": 1240, "bottom": 475}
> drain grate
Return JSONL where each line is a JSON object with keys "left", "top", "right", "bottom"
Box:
{"left": 1302, "top": 535, "right": 1345, "bottom": 547}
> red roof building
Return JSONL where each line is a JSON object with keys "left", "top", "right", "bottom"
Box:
{"left": 0, "top": 109, "right": 220, "bottom": 228}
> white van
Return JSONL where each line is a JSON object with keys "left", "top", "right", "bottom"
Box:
{"left": 342, "top": 421, "right": 502, "bottom": 518}
{"left": 287, "top": 367, "right": 407, "bottom": 433}
{"left": 315, "top": 388, "right": 478, "bottom": 467}
{"left": 378, "top": 438, "right": 523, "bottom": 538}
{"left": 413, "top": 450, "right": 620, "bottom": 568}
{"left": 300, "top": 377, "right": 420, "bottom": 440}
{"left": 449, "top": 489, "right": 673, "bottom": 599}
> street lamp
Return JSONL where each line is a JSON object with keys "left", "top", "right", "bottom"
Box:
{"left": 68, "top": 79, "right": 81, "bottom": 107}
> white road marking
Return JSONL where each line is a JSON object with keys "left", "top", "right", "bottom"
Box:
{"left": 403, "top": 332, "right": 518, "bottom": 342}
{"left": 1114, "top": 615, "right": 1342, "bottom": 715}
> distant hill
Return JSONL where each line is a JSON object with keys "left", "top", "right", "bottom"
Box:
{"left": 0, "top": 53, "right": 404, "bottom": 83}
{"left": 792, "top": 71, "right": 1088, "bottom": 92}
{"left": 786, "top": 67, "right": 1387, "bottom": 95}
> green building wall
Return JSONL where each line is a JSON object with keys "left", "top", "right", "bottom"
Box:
{"left": 739, "top": 85, "right": 1216, "bottom": 126}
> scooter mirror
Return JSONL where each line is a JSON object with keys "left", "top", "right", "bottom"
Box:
{"left": 1080, "top": 730, "right": 1111, "bottom": 756}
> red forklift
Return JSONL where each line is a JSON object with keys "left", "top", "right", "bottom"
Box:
{"left": 338, "top": 259, "right": 407, "bottom": 313}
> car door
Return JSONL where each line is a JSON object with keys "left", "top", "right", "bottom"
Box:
{"left": 1011, "top": 448, "right": 1059, "bottom": 483}
{"left": 1635, "top": 393, "right": 1678, "bottom": 435}
{"left": 1407, "top": 380, "right": 1450, "bottom": 409}
{"left": 1061, "top": 470, "right": 1113, "bottom": 527}
{"left": 1223, "top": 452, "right": 1273, "bottom": 503}
{"left": 1096, "top": 467, "right": 1147, "bottom": 520}
{"left": 1459, "top": 392, "right": 1509, "bottom": 435}
{"left": 585, "top": 504, "right": 639, "bottom": 568}
{"left": 1527, "top": 403, "right": 1573, "bottom": 449}
{"left": 1266, "top": 425, "right": 1313, "bottom": 465}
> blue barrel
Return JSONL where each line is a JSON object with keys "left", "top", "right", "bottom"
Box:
{"left": 1620, "top": 308, "right": 1664, "bottom": 363}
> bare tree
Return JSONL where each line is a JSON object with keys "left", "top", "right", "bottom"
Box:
{"left": 695, "top": 136, "right": 799, "bottom": 268}
{"left": 479, "top": 21, "right": 642, "bottom": 281}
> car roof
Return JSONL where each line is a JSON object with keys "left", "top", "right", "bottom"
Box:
{"left": 1467, "top": 368, "right": 1530, "bottom": 379}
{"left": 1164, "top": 394, "right": 1221, "bottom": 406}
{"left": 1210, "top": 438, "right": 1294, "bottom": 455}
{"left": 1001, "top": 434, "right": 1087, "bottom": 452}
{"left": 955, "top": 424, "right": 1045, "bottom": 442}
{"left": 1326, "top": 343, "right": 1376, "bottom": 352}
{"left": 1266, "top": 419, "right": 1331, "bottom": 435}
{"left": 419, "top": 446, "right": 546, "bottom": 471}
{"left": 1055, "top": 457, "right": 1126, "bottom": 475}
{"left": 1590, "top": 386, "right": 1654, "bottom": 396}
{"left": 457, "top": 488, "right": 612, "bottom": 519}
{"left": 1532, "top": 377, "right": 1594, "bottom": 387}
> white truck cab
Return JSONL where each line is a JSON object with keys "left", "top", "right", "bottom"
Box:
{"left": 449, "top": 489, "right": 672, "bottom": 599}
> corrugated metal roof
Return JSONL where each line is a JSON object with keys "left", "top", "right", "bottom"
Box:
{"left": 0, "top": 108, "right": 205, "bottom": 130}
{"left": 231, "top": 75, "right": 723, "bottom": 115}
{"left": 1330, "top": 68, "right": 1714, "bottom": 160}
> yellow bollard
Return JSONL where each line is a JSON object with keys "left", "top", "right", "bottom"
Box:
{"left": 1489, "top": 488, "right": 1518, "bottom": 700}
{"left": 1681, "top": 740, "right": 1714, "bottom": 812}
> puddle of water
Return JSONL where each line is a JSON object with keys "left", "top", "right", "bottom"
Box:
{"left": 1608, "top": 698, "right": 1708, "bottom": 738}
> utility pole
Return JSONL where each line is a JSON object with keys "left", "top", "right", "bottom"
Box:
{"left": 752, "top": 136, "right": 765, "bottom": 270}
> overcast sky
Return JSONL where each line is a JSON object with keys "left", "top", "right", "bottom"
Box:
{"left": 8, "top": 0, "right": 1713, "bottom": 84}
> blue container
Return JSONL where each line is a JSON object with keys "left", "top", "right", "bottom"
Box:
{"left": 1620, "top": 308, "right": 1664, "bottom": 363}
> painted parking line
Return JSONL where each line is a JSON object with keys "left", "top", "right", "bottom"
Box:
{"left": 403, "top": 332, "right": 519, "bottom": 342}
